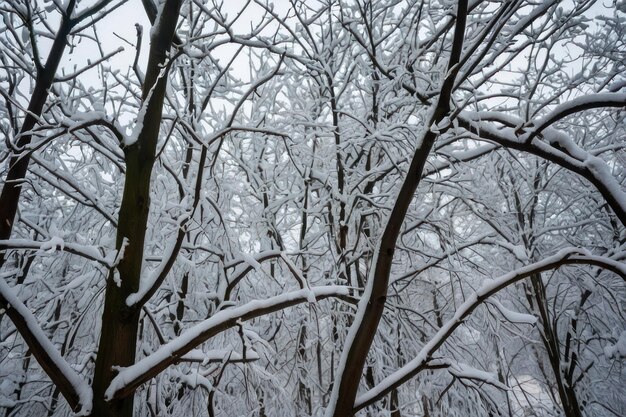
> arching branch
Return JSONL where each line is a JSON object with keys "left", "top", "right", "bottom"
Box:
{"left": 354, "top": 248, "right": 625, "bottom": 411}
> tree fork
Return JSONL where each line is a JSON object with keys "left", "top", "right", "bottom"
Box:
{"left": 326, "top": 0, "right": 468, "bottom": 414}
{"left": 91, "top": 1, "right": 182, "bottom": 416}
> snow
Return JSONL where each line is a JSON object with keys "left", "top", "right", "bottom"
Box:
{"left": 181, "top": 349, "right": 260, "bottom": 364}
{"left": 279, "top": 252, "right": 316, "bottom": 301}
{"left": 123, "top": 100, "right": 149, "bottom": 147}
{"left": 325, "top": 248, "right": 380, "bottom": 416}
{"left": 604, "top": 330, "right": 626, "bottom": 359}
{"left": 448, "top": 362, "right": 509, "bottom": 390}
{"left": 511, "top": 244, "right": 529, "bottom": 262}
{"left": 224, "top": 250, "right": 282, "bottom": 269}
{"left": 0, "top": 278, "right": 92, "bottom": 415}
{"left": 355, "top": 248, "right": 603, "bottom": 408}
{"left": 122, "top": 64, "right": 167, "bottom": 147}
{"left": 171, "top": 369, "right": 214, "bottom": 392}
{"left": 0, "top": 238, "right": 112, "bottom": 266}
{"left": 64, "top": 111, "right": 107, "bottom": 131}
{"left": 325, "top": 105, "right": 440, "bottom": 416}
{"left": 461, "top": 110, "right": 626, "bottom": 223}
{"left": 488, "top": 300, "right": 537, "bottom": 325}
{"left": 238, "top": 252, "right": 263, "bottom": 272}
{"left": 585, "top": 154, "right": 626, "bottom": 212}
{"left": 149, "top": 1, "right": 165, "bottom": 40}
{"left": 112, "top": 269, "right": 122, "bottom": 288}
{"left": 39, "top": 236, "right": 64, "bottom": 254}
{"left": 533, "top": 92, "right": 626, "bottom": 134}
{"left": 106, "top": 286, "right": 350, "bottom": 400}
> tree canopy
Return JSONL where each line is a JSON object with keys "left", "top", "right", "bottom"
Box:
{"left": 0, "top": 0, "right": 625, "bottom": 416}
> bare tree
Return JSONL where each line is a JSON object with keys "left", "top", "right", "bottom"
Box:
{"left": 0, "top": 0, "right": 624, "bottom": 416}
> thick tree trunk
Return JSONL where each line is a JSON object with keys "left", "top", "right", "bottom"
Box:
{"left": 90, "top": 2, "right": 182, "bottom": 416}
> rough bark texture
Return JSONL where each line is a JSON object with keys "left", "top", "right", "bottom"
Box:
{"left": 90, "top": 1, "right": 182, "bottom": 416}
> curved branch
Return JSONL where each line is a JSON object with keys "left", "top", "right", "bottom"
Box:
{"left": 105, "top": 286, "right": 352, "bottom": 400}
{"left": 528, "top": 92, "right": 626, "bottom": 141}
{"left": 458, "top": 113, "right": 626, "bottom": 226}
{"left": 0, "top": 279, "right": 92, "bottom": 414}
{"left": 354, "top": 248, "right": 625, "bottom": 411}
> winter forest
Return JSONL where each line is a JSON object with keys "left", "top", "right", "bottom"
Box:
{"left": 0, "top": 0, "right": 625, "bottom": 416}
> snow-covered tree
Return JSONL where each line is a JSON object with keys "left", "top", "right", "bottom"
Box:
{"left": 0, "top": 0, "right": 624, "bottom": 416}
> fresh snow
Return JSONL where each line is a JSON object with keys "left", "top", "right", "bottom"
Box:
{"left": 0, "top": 238, "right": 112, "bottom": 266}
{"left": 488, "top": 299, "right": 537, "bottom": 325}
{"left": 0, "top": 278, "right": 92, "bottom": 415}
{"left": 355, "top": 248, "right": 609, "bottom": 409}
{"left": 604, "top": 330, "right": 626, "bottom": 359}
{"left": 106, "top": 286, "right": 350, "bottom": 400}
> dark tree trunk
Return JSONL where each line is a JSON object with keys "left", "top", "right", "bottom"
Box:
{"left": 328, "top": 0, "right": 468, "bottom": 413}
{"left": 0, "top": 3, "right": 75, "bottom": 267}
{"left": 90, "top": 1, "right": 182, "bottom": 416}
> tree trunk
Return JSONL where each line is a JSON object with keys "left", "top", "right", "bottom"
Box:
{"left": 529, "top": 274, "right": 583, "bottom": 417}
{"left": 0, "top": 3, "right": 75, "bottom": 267}
{"left": 90, "top": 2, "right": 182, "bottom": 416}
{"left": 327, "top": 0, "right": 468, "bottom": 412}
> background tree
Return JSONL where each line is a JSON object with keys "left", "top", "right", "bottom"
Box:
{"left": 0, "top": 0, "right": 624, "bottom": 416}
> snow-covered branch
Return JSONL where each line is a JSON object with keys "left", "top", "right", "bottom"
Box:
{"left": 458, "top": 112, "right": 626, "bottom": 226}
{"left": 0, "top": 238, "right": 114, "bottom": 267}
{"left": 105, "top": 286, "right": 352, "bottom": 400}
{"left": 527, "top": 92, "right": 626, "bottom": 141}
{"left": 354, "top": 248, "right": 625, "bottom": 411}
{"left": 0, "top": 279, "right": 92, "bottom": 415}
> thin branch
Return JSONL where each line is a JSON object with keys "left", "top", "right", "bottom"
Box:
{"left": 0, "top": 279, "right": 92, "bottom": 414}
{"left": 354, "top": 249, "right": 625, "bottom": 411}
{"left": 105, "top": 286, "right": 352, "bottom": 400}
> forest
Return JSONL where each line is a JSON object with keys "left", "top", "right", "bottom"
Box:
{"left": 0, "top": 0, "right": 625, "bottom": 416}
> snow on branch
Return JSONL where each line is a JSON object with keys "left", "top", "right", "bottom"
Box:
{"left": 527, "top": 92, "right": 626, "bottom": 141}
{"left": 105, "top": 286, "right": 352, "bottom": 400}
{"left": 458, "top": 112, "right": 626, "bottom": 227}
{"left": 0, "top": 279, "right": 92, "bottom": 415}
{"left": 354, "top": 248, "right": 626, "bottom": 412}
{"left": 220, "top": 250, "right": 319, "bottom": 302}
{"left": 0, "top": 238, "right": 114, "bottom": 267}
{"left": 487, "top": 299, "right": 537, "bottom": 325}
{"left": 422, "top": 143, "right": 499, "bottom": 178}
{"left": 445, "top": 360, "right": 510, "bottom": 391}
{"left": 181, "top": 349, "right": 260, "bottom": 364}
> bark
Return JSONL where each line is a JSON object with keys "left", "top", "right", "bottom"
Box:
{"left": 0, "top": 0, "right": 77, "bottom": 268}
{"left": 528, "top": 274, "right": 584, "bottom": 417}
{"left": 513, "top": 167, "right": 584, "bottom": 417}
{"left": 90, "top": 1, "right": 182, "bottom": 416}
{"left": 327, "top": 2, "right": 468, "bottom": 414}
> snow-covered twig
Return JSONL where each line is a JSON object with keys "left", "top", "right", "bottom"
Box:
{"left": 105, "top": 285, "right": 352, "bottom": 400}
{"left": 0, "top": 238, "right": 113, "bottom": 267}
{"left": 527, "top": 92, "right": 626, "bottom": 142}
{"left": 354, "top": 248, "right": 625, "bottom": 411}
{"left": 459, "top": 112, "right": 626, "bottom": 226}
{"left": 0, "top": 279, "right": 92, "bottom": 414}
